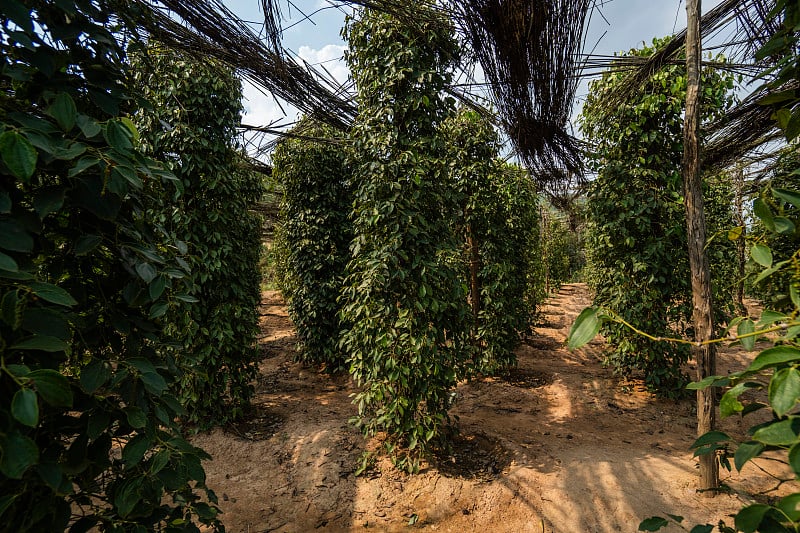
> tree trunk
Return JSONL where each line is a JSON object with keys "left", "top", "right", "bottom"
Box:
{"left": 684, "top": 0, "right": 719, "bottom": 495}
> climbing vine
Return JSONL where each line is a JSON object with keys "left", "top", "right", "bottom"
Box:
{"left": 0, "top": 2, "right": 221, "bottom": 530}
{"left": 271, "top": 118, "right": 352, "bottom": 371}
{"left": 132, "top": 45, "right": 263, "bottom": 428}
{"left": 339, "top": 4, "right": 471, "bottom": 469}
{"left": 580, "top": 37, "right": 738, "bottom": 395}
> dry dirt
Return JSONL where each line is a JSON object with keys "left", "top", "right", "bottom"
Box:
{"left": 193, "top": 283, "right": 798, "bottom": 533}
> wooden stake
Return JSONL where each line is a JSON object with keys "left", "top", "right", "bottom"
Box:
{"left": 684, "top": 0, "right": 719, "bottom": 495}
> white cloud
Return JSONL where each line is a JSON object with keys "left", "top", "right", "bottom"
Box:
{"left": 241, "top": 81, "right": 298, "bottom": 128}
{"left": 297, "top": 44, "right": 350, "bottom": 87}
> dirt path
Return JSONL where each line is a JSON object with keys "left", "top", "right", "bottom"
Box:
{"left": 193, "top": 284, "right": 796, "bottom": 532}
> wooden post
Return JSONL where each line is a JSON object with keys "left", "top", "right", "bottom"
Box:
{"left": 683, "top": 0, "right": 719, "bottom": 494}
{"left": 467, "top": 221, "right": 480, "bottom": 334}
{"left": 733, "top": 167, "right": 747, "bottom": 316}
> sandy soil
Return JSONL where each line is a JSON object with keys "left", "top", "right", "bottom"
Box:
{"left": 192, "top": 284, "right": 797, "bottom": 533}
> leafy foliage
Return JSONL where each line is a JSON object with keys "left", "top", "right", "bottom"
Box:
{"left": 442, "top": 108, "right": 543, "bottom": 374}
{"left": 132, "top": 45, "right": 263, "bottom": 428}
{"left": 580, "top": 37, "right": 738, "bottom": 395}
{"left": 339, "top": 4, "right": 471, "bottom": 470}
{"left": 639, "top": 184, "right": 800, "bottom": 533}
{"left": 271, "top": 119, "right": 353, "bottom": 371}
{"left": 0, "top": 2, "right": 221, "bottom": 530}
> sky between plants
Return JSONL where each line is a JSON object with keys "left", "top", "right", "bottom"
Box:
{"left": 222, "top": 0, "right": 727, "bottom": 146}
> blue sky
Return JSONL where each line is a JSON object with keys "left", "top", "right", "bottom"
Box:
{"left": 222, "top": 0, "right": 725, "bottom": 136}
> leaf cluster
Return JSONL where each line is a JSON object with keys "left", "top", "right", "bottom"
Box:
{"left": 0, "top": 2, "right": 221, "bottom": 531}
{"left": 131, "top": 45, "right": 263, "bottom": 429}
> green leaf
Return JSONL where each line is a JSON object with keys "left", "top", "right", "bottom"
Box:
{"left": 738, "top": 319, "right": 756, "bottom": 351}
{"left": 774, "top": 188, "right": 800, "bottom": 209}
{"left": 148, "top": 275, "right": 166, "bottom": 300}
{"left": 114, "top": 478, "right": 143, "bottom": 518}
{"left": 769, "top": 367, "right": 800, "bottom": 417}
{"left": 22, "top": 308, "right": 70, "bottom": 339}
{"left": 0, "top": 191, "right": 10, "bottom": 213}
{"left": 734, "top": 441, "right": 764, "bottom": 472}
{"left": 753, "top": 418, "right": 800, "bottom": 446}
{"left": 720, "top": 382, "right": 754, "bottom": 417}
{"left": 122, "top": 434, "right": 151, "bottom": 467}
{"left": 76, "top": 115, "right": 102, "bottom": 138}
{"left": 104, "top": 120, "right": 133, "bottom": 151}
{"left": 0, "top": 130, "right": 37, "bottom": 181}
{"left": 33, "top": 186, "right": 65, "bottom": 219}
{"left": 27, "top": 369, "right": 72, "bottom": 407}
{"left": 789, "top": 443, "right": 800, "bottom": 475}
{"left": 748, "top": 346, "right": 800, "bottom": 373}
{"left": 774, "top": 216, "right": 796, "bottom": 234}
{"left": 734, "top": 504, "right": 771, "bottom": 533}
{"left": 28, "top": 281, "right": 78, "bottom": 307}
{"left": 753, "top": 198, "right": 775, "bottom": 232}
{"left": 80, "top": 360, "right": 110, "bottom": 394}
{"left": 68, "top": 156, "right": 100, "bottom": 177}
{"left": 0, "top": 220, "right": 33, "bottom": 252}
{"left": 140, "top": 370, "right": 168, "bottom": 395}
{"left": 757, "top": 310, "right": 789, "bottom": 329}
{"left": 638, "top": 517, "right": 669, "bottom": 531}
{"left": 688, "top": 526, "right": 713, "bottom": 533}
{"left": 10, "top": 335, "right": 69, "bottom": 352}
{"left": 686, "top": 375, "right": 728, "bottom": 390}
{"left": 777, "top": 493, "right": 800, "bottom": 522}
{"left": 11, "top": 388, "right": 39, "bottom": 427}
{"left": 136, "top": 262, "right": 156, "bottom": 283}
{"left": 568, "top": 307, "right": 601, "bottom": 349}
{"left": 0, "top": 251, "right": 19, "bottom": 272}
{"left": 149, "top": 448, "right": 170, "bottom": 475}
{"left": 691, "top": 431, "right": 731, "bottom": 449}
{"left": 754, "top": 264, "right": 781, "bottom": 285}
{"left": 124, "top": 406, "right": 147, "bottom": 428}
{"left": 0, "top": 430, "right": 39, "bottom": 479}
{"left": 791, "top": 285, "right": 800, "bottom": 310}
{"left": 75, "top": 234, "right": 102, "bottom": 256}
{"left": 47, "top": 93, "right": 78, "bottom": 131}
{"left": 750, "top": 244, "right": 773, "bottom": 268}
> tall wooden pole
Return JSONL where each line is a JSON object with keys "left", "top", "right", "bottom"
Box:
{"left": 683, "top": 0, "right": 719, "bottom": 494}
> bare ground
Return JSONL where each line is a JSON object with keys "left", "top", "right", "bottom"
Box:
{"left": 193, "top": 284, "right": 797, "bottom": 533}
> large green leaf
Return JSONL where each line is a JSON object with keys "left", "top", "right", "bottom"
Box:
{"left": 568, "top": 307, "right": 601, "bottom": 349}
{"left": 753, "top": 198, "right": 775, "bottom": 232}
{"left": 47, "top": 93, "right": 77, "bottom": 132}
{"left": 103, "top": 119, "right": 133, "bottom": 151}
{"left": 734, "top": 504, "right": 771, "bottom": 533}
{"left": 638, "top": 517, "right": 669, "bottom": 531}
{"left": 122, "top": 434, "right": 151, "bottom": 467}
{"left": 0, "top": 430, "right": 39, "bottom": 479}
{"left": 774, "top": 188, "right": 800, "bottom": 209}
{"left": 0, "top": 220, "right": 33, "bottom": 252}
{"left": 748, "top": 346, "right": 800, "bottom": 373}
{"left": 752, "top": 418, "right": 800, "bottom": 446}
{"left": 27, "top": 281, "right": 78, "bottom": 307}
{"left": 737, "top": 319, "right": 756, "bottom": 351}
{"left": 750, "top": 244, "right": 773, "bottom": 268}
{"left": 0, "top": 130, "right": 37, "bottom": 181}
{"left": 769, "top": 367, "right": 800, "bottom": 417}
{"left": 27, "top": 369, "right": 72, "bottom": 408}
{"left": 734, "top": 441, "right": 765, "bottom": 472}
{"left": 10, "top": 335, "right": 69, "bottom": 352}
{"left": 0, "top": 251, "right": 18, "bottom": 272}
{"left": 11, "top": 388, "right": 39, "bottom": 427}
{"left": 80, "top": 360, "right": 110, "bottom": 394}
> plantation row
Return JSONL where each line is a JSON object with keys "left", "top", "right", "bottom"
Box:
{"left": 2, "top": 0, "right": 800, "bottom": 532}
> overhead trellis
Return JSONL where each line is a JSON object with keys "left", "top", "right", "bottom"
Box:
{"left": 137, "top": 0, "right": 356, "bottom": 131}
{"left": 449, "top": 0, "right": 591, "bottom": 178}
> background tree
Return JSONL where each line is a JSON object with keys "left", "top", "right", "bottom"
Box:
{"left": 271, "top": 118, "right": 353, "bottom": 371}
{"left": 339, "top": 4, "right": 471, "bottom": 469}
{"left": 580, "top": 37, "right": 738, "bottom": 395}
{"left": 0, "top": 2, "right": 221, "bottom": 530}
{"left": 132, "top": 45, "right": 264, "bottom": 428}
